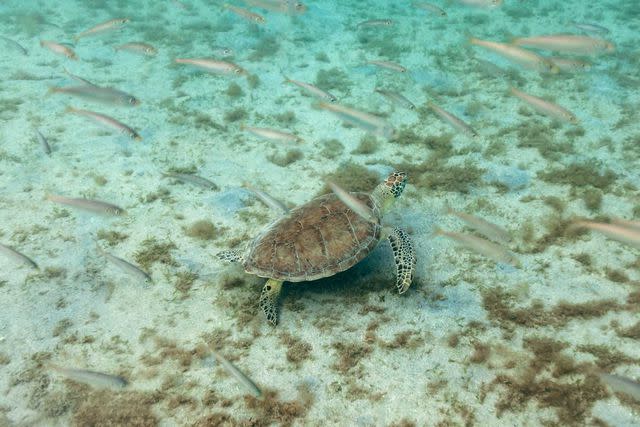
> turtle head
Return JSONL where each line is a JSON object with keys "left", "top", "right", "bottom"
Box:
{"left": 372, "top": 171, "right": 407, "bottom": 213}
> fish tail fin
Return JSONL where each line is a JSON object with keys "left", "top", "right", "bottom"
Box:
{"left": 45, "top": 87, "right": 59, "bottom": 97}
{"left": 566, "top": 220, "right": 588, "bottom": 234}
{"left": 442, "top": 202, "right": 454, "bottom": 216}
{"left": 431, "top": 226, "right": 445, "bottom": 238}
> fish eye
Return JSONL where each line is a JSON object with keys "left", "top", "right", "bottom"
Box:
{"left": 129, "top": 97, "right": 137, "bottom": 105}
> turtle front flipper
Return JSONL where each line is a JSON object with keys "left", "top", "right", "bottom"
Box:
{"left": 259, "top": 279, "right": 283, "bottom": 326}
{"left": 217, "top": 249, "right": 243, "bottom": 263}
{"left": 388, "top": 227, "right": 416, "bottom": 294}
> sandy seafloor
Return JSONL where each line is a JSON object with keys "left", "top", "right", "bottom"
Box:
{"left": 0, "top": 0, "right": 639, "bottom": 425}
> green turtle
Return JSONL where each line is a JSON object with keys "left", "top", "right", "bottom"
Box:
{"left": 217, "top": 171, "right": 416, "bottom": 325}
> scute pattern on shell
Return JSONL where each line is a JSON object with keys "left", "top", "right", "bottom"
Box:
{"left": 244, "top": 193, "right": 382, "bottom": 282}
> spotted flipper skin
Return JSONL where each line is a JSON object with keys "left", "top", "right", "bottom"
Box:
{"left": 388, "top": 227, "right": 416, "bottom": 294}
{"left": 259, "top": 279, "right": 283, "bottom": 326}
{"left": 216, "top": 249, "right": 243, "bottom": 263}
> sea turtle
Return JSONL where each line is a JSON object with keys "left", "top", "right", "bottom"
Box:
{"left": 217, "top": 171, "right": 416, "bottom": 325}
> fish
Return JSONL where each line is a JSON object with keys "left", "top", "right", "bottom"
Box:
{"left": 0, "top": 243, "right": 38, "bottom": 269}
{"left": 571, "top": 21, "right": 610, "bottom": 35}
{"left": 62, "top": 68, "right": 96, "bottom": 86}
{"left": 0, "top": 36, "right": 28, "bottom": 55}
{"left": 162, "top": 172, "right": 219, "bottom": 190}
{"left": 40, "top": 40, "right": 77, "bottom": 60}
{"left": 47, "top": 194, "right": 126, "bottom": 216}
{"left": 445, "top": 206, "right": 511, "bottom": 245}
{"left": 318, "top": 102, "right": 395, "bottom": 139}
{"left": 223, "top": 4, "right": 266, "bottom": 23}
{"left": 240, "top": 125, "right": 302, "bottom": 143}
{"left": 96, "top": 245, "right": 152, "bottom": 284}
{"left": 512, "top": 34, "right": 615, "bottom": 55}
{"left": 74, "top": 18, "right": 129, "bottom": 40}
{"left": 47, "top": 364, "right": 128, "bottom": 389}
{"left": 243, "top": 183, "right": 289, "bottom": 213}
{"left": 212, "top": 351, "right": 261, "bottom": 397}
{"left": 367, "top": 60, "right": 407, "bottom": 73}
{"left": 114, "top": 42, "right": 157, "bottom": 56}
{"left": 598, "top": 372, "right": 640, "bottom": 402}
{"left": 427, "top": 102, "right": 478, "bottom": 137}
{"left": 175, "top": 58, "right": 247, "bottom": 75}
{"left": 412, "top": 2, "right": 447, "bottom": 16}
{"left": 65, "top": 107, "right": 142, "bottom": 140}
{"left": 34, "top": 128, "right": 52, "bottom": 155}
{"left": 49, "top": 85, "right": 140, "bottom": 106}
{"left": 284, "top": 77, "right": 337, "bottom": 102}
{"left": 328, "top": 181, "right": 377, "bottom": 223}
{"left": 457, "top": 0, "right": 502, "bottom": 7}
{"left": 611, "top": 218, "right": 640, "bottom": 232}
{"left": 548, "top": 57, "right": 591, "bottom": 72}
{"left": 469, "top": 37, "right": 558, "bottom": 74}
{"left": 374, "top": 89, "right": 415, "bottom": 110}
{"left": 569, "top": 221, "right": 640, "bottom": 250}
{"left": 509, "top": 87, "right": 578, "bottom": 124}
{"left": 243, "top": 0, "right": 307, "bottom": 14}
{"left": 357, "top": 19, "right": 394, "bottom": 27}
{"left": 434, "top": 227, "right": 520, "bottom": 267}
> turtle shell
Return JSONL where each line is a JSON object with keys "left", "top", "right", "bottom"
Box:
{"left": 243, "top": 192, "right": 382, "bottom": 282}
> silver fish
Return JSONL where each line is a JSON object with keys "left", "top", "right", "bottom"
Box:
{"left": 212, "top": 351, "right": 261, "bottom": 397}
{"left": 48, "top": 364, "right": 128, "bottom": 389}
{"left": 34, "top": 128, "right": 51, "bottom": 155}
{"left": 328, "top": 181, "right": 377, "bottom": 223}
{"left": 0, "top": 36, "right": 28, "bottom": 55}
{"left": 162, "top": 172, "right": 219, "bottom": 190}
{"left": 63, "top": 67, "right": 96, "bottom": 86}
{"left": 284, "top": 77, "right": 337, "bottom": 102}
{"left": 434, "top": 227, "right": 520, "bottom": 267}
{"left": 318, "top": 102, "right": 395, "bottom": 139}
{"left": 0, "top": 243, "right": 38, "bottom": 269}
{"left": 243, "top": 183, "right": 289, "bottom": 213}
{"left": 428, "top": 102, "right": 478, "bottom": 137}
{"left": 65, "top": 107, "right": 142, "bottom": 140}
{"left": 598, "top": 372, "right": 640, "bottom": 402}
{"left": 46, "top": 194, "right": 126, "bottom": 216}
{"left": 374, "top": 89, "right": 415, "bottom": 109}
{"left": 96, "top": 245, "right": 152, "bottom": 284}
{"left": 50, "top": 85, "right": 139, "bottom": 106}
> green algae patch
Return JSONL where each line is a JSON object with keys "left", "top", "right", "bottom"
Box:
{"left": 225, "top": 82, "right": 244, "bottom": 98}
{"left": 420, "top": 160, "right": 486, "bottom": 193}
{"left": 481, "top": 286, "right": 624, "bottom": 331}
{"left": 351, "top": 135, "right": 378, "bottom": 155}
{"left": 174, "top": 271, "right": 198, "bottom": 298}
{"left": 224, "top": 107, "right": 248, "bottom": 123}
{"left": 331, "top": 341, "right": 372, "bottom": 374}
{"left": 279, "top": 332, "right": 313, "bottom": 368}
{"left": 267, "top": 149, "right": 304, "bottom": 167}
{"left": 134, "top": 238, "right": 177, "bottom": 270}
{"left": 184, "top": 220, "right": 218, "bottom": 240}
{"left": 72, "top": 390, "right": 158, "bottom": 426}
{"left": 320, "top": 138, "right": 344, "bottom": 159}
{"left": 315, "top": 67, "right": 351, "bottom": 92}
{"left": 538, "top": 160, "right": 617, "bottom": 190}
{"left": 318, "top": 162, "right": 380, "bottom": 195}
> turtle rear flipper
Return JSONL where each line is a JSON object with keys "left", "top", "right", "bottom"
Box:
{"left": 217, "top": 249, "right": 243, "bottom": 263}
{"left": 388, "top": 227, "right": 415, "bottom": 294}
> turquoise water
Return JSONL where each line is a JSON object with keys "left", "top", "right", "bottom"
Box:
{"left": 0, "top": 0, "right": 639, "bottom": 425}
